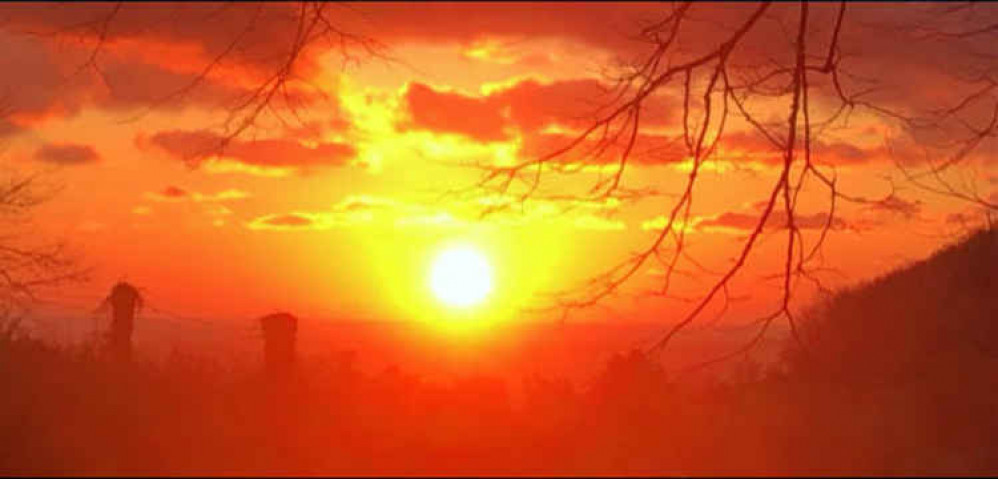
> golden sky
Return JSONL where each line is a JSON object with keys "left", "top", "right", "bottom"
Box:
{"left": 1, "top": 2, "right": 995, "bottom": 331}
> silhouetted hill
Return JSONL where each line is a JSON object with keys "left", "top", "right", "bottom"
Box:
{"left": 785, "top": 227, "right": 997, "bottom": 384}
{"left": 757, "top": 227, "right": 998, "bottom": 473}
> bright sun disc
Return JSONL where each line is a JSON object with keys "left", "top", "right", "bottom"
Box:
{"left": 430, "top": 246, "right": 493, "bottom": 308}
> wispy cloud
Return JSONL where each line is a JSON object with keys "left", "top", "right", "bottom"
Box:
{"left": 145, "top": 186, "right": 251, "bottom": 203}
{"left": 33, "top": 143, "right": 100, "bottom": 166}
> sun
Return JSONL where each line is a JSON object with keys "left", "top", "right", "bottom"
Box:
{"left": 429, "top": 246, "right": 493, "bottom": 308}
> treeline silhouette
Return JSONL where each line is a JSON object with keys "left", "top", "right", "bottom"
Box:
{"left": 0, "top": 228, "right": 995, "bottom": 475}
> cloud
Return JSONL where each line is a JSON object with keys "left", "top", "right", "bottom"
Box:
{"left": 266, "top": 214, "right": 312, "bottom": 227}
{"left": 0, "top": 30, "right": 88, "bottom": 125}
{"left": 33, "top": 143, "right": 100, "bottom": 165}
{"left": 866, "top": 195, "right": 923, "bottom": 220}
{"left": 455, "top": 194, "right": 628, "bottom": 230}
{"left": 700, "top": 211, "right": 848, "bottom": 234}
{"left": 402, "top": 83, "right": 508, "bottom": 142}
{"left": 713, "top": 131, "right": 887, "bottom": 167}
{"left": 283, "top": 118, "right": 354, "bottom": 142}
{"left": 360, "top": 5, "right": 995, "bottom": 172}
{"left": 247, "top": 196, "right": 393, "bottom": 231}
{"left": 199, "top": 189, "right": 250, "bottom": 202}
{"left": 398, "top": 75, "right": 891, "bottom": 170}
{"left": 145, "top": 185, "right": 250, "bottom": 203}
{"left": 0, "top": 29, "right": 247, "bottom": 130}
{"left": 0, "top": 3, "right": 992, "bottom": 158}
{"left": 142, "top": 129, "right": 357, "bottom": 175}
{"left": 462, "top": 37, "right": 540, "bottom": 66}
{"left": 334, "top": 195, "right": 399, "bottom": 212}
{"left": 0, "top": 4, "right": 351, "bottom": 132}
{"left": 642, "top": 209, "right": 849, "bottom": 235}
{"left": 814, "top": 141, "right": 883, "bottom": 166}
{"left": 0, "top": 3, "right": 341, "bottom": 87}
{"left": 485, "top": 78, "right": 613, "bottom": 131}
{"left": 342, "top": 3, "right": 663, "bottom": 55}
{"left": 150, "top": 185, "right": 189, "bottom": 201}
{"left": 200, "top": 160, "right": 296, "bottom": 178}
{"left": 248, "top": 193, "right": 630, "bottom": 232}
{"left": 401, "top": 77, "right": 672, "bottom": 143}
{"left": 247, "top": 207, "right": 378, "bottom": 231}
{"left": 517, "top": 131, "right": 687, "bottom": 166}
{"left": 0, "top": 3, "right": 984, "bottom": 184}
{"left": 95, "top": 51, "right": 255, "bottom": 112}
{"left": 349, "top": 3, "right": 998, "bottom": 121}
{"left": 640, "top": 216, "right": 699, "bottom": 233}
{"left": 141, "top": 185, "right": 244, "bottom": 226}
{"left": 247, "top": 213, "right": 327, "bottom": 231}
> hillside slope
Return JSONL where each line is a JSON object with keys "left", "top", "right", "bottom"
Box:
{"left": 788, "top": 227, "right": 997, "bottom": 381}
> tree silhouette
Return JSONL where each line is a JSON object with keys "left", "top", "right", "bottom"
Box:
{"left": 0, "top": 164, "right": 87, "bottom": 333}
{"left": 460, "top": 1, "right": 998, "bottom": 361}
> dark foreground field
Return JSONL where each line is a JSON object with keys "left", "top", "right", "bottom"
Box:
{"left": 1, "top": 229, "right": 996, "bottom": 475}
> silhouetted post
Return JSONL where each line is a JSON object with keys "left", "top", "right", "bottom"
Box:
{"left": 259, "top": 312, "right": 298, "bottom": 379}
{"left": 100, "top": 282, "right": 143, "bottom": 363}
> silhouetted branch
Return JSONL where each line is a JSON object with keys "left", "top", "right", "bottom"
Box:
{"left": 27, "top": 2, "right": 388, "bottom": 166}
{"left": 0, "top": 170, "right": 89, "bottom": 323}
{"left": 465, "top": 1, "right": 994, "bottom": 367}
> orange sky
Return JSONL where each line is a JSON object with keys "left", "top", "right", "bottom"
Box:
{"left": 1, "top": 2, "right": 995, "bottom": 335}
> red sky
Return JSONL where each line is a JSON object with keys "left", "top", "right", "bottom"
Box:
{"left": 0, "top": 2, "right": 994, "bottom": 338}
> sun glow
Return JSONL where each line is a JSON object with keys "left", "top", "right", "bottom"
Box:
{"left": 429, "top": 246, "right": 493, "bottom": 308}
